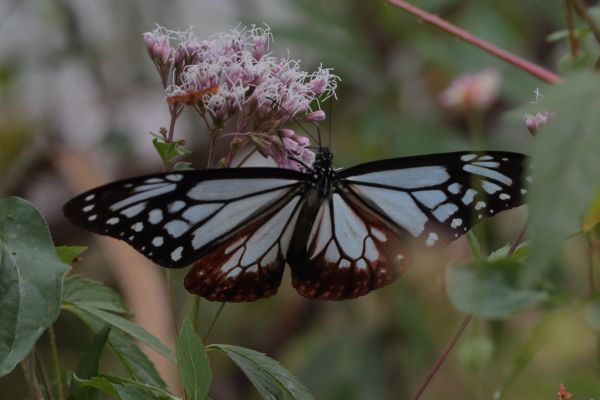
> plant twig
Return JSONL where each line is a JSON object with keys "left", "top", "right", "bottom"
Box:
{"left": 571, "top": 0, "right": 600, "bottom": 46}
{"left": 48, "top": 325, "right": 65, "bottom": 400}
{"left": 203, "top": 302, "right": 226, "bottom": 342}
{"left": 410, "top": 315, "right": 473, "bottom": 400}
{"left": 565, "top": 0, "right": 580, "bottom": 57}
{"left": 386, "top": 0, "right": 562, "bottom": 84}
{"left": 411, "top": 222, "right": 528, "bottom": 399}
{"left": 164, "top": 270, "right": 179, "bottom": 339}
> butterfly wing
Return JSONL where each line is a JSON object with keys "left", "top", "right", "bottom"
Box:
{"left": 64, "top": 168, "right": 308, "bottom": 301}
{"left": 288, "top": 151, "right": 527, "bottom": 300}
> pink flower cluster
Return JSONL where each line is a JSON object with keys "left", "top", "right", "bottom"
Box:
{"left": 143, "top": 25, "right": 339, "bottom": 170}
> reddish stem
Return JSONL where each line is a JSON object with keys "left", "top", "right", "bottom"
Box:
{"left": 386, "top": 0, "right": 562, "bottom": 84}
{"left": 409, "top": 315, "right": 472, "bottom": 400}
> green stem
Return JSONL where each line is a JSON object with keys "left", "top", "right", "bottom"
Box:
{"left": 203, "top": 303, "right": 226, "bottom": 342}
{"left": 29, "top": 353, "right": 36, "bottom": 400}
{"left": 191, "top": 296, "right": 200, "bottom": 334}
{"left": 565, "top": 0, "right": 580, "bottom": 58}
{"left": 164, "top": 270, "right": 179, "bottom": 338}
{"left": 35, "top": 347, "right": 55, "bottom": 400}
{"left": 48, "top": 325, "right": 65, "bottom": 400}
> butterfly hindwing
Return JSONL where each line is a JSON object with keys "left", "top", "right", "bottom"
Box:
{"left": 288, "top": 189, "right": 409, "bottom": 300}
{"left": 63, "top": 168, "right": 307, "bottom": 269}
{"left": 339, "top": 151, "right": 527, "bottom": 249}
{"left": 184, "top": 192, "right": 303, "bottom": 301}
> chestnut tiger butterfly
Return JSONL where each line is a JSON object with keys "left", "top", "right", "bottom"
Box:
{"left": 64, "top": 148, "right": 527, "bottom": 302}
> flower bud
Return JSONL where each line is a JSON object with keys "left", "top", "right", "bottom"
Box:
{"left": 523, "top": 111, "right": 552, "bottom": 135}
{"left": 304, "top": 110, "right": 326, "bottom": 122}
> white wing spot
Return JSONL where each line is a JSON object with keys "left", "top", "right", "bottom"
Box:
{"left": 324, "top": 242, "right": 340, "bottom": 263}
{"left": 221, "top": 247, "right": 243, "bottom": 273}
{"left": 246, "top": 265, "right": 258, "bottom": 274}
{"left": 499, "top": 193, "right": 511, "bottom": 200}
{"left": 339, "top": 259, "right": 351, "bottom": 269}
{"left": 478, "top": 155, "right": 493, "bottom": 161}
{"left": 448, "top": 183, "right": 462, "bottom": 194}
{"left": 356, "top": 259, "right": 367, "bottom": 270}
{"left": 414, "top": 190, "right": 447, "bottom": 209}
{"left": 461, "top": 189, "right": 477, "bottom": 205}
{"left": 148, "top": 209, "right": 163, "bottom": 224}
{"left": 88, "top": 214, "right": 97, "bottom": 221}
{"left": 226, "top": 267, "right": 242, "bottom": 278}
{"left": 482, "top": 181, "right": 502, "bottom": 195}
{"left": 371, "top": 228, "right": 387, "bottom": 242}
{"left": 83, "top": 204, "right": 94, "bottom": 212}
{"left": 168, "top": 200, "right": 186, "bottom": 213}
{"left": 475, "top": 201, "right": 486, "bottom": 210}
{"left": 461, "top": 154, "right": 477, "bottom": 162}
{"left": 128, "top": 235, "right": 134, "bottom": 241}
{"left": 521, "top": 188, "right": 528, "bottom": 195}
{"left": 166, "top": 174, "right": 183, "bottom": 182}
{"left": 364, "top": 238, "right": 379, "bottom": 261}
{"left": 463, "top": 164, "right": 512, "bottom": 185}
{"left": 171, "top": 246, "right": 184, "bottom": 262}
{"left": 144, "top": 178, "right": 163, "bottom": 183}
{"left": 164, "top": 220, "right": 189, "bottom": 238}
{"left": 132, "top": 222, "right": 144, "bottom": 232}
{"left": 433, "top": 203, "right": 459, "bottom": 222}
{"left": 473, "top": 161, "right": 499, "bottom": 168}
{"left": 107, "top": 217, "right": 120, "bottom": 225}
{"left": 85, "top": 194, "right": 95, "bottom": 201}
{"left": 121, "top": 203, "right": 146, "bottom": 218}
{"left": 526, "top": 176, "right": 533, "bottom": 183}
{"left": 426, "top": 232, "right": 438, "bottom": 247}
{"left": 152, "top": 236, "right": 164, "bottom": 247}
{"left": 451, "top": 218, "right": 463, "bottom": 228}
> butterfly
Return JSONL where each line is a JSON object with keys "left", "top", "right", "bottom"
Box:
{"left": 63, "top": 149, "right": 528, "bottom": 302}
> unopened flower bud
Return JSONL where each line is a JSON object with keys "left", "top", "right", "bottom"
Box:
{"left": 523, "top": 111, "right": 552, "bottom": 135}
{"left": 439, "top": 69, "right": 501, "bottom": 112}
{"left": 304, "top": 110, "right": 326, "bottom": 122}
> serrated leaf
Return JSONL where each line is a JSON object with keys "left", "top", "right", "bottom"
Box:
{"left": 446, "top": 258, "right": 547, "bottom": 319}
{"left": 176, "top": 319, "right": 211, "bottom": 400}
{"left": 208, "top": 344, "right": 314, "bottom": 400}
{"left": 581, "top": 188, "right": 600, "bottom": 232}
{"left": 524, "top": 72, "right": 600, "bottom": 286}
{"left": 56, "top": 245, "right": 87, "bottom": 264}
{"left": 64, "top": 306, "right": 166, "bottom": 389}
{"left": 0, "top": 197, "right": 70, "bottom": 376}
{"left": 63, "top": 275, "right": 130, "bottom": 315}
{"left": 76, "top": 305, "right": 175, "bottom": 362}
{"left": 73, "top": 374, "right": 178, "bottom": 400}
{"left": 67, "top": 325, "right": 111, "bottom": 400}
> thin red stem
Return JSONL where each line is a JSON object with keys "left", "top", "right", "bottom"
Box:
{"left": 386, "top": 0, "right": 562, "bottom": 84}
{"left": 410, "top": 315, "right": 472, "bottom": 400}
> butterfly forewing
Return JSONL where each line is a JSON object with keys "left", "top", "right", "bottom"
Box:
{"left": 63, "top": 168, "right": 307, "bottom": 269}
{"left": 338, "top": 151, "right": 527, "bottom": 250}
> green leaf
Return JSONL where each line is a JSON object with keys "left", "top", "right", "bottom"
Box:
{"left": 56, "top": 245, "right": 87, "bottom": 264}
{"left": 76, "top": 305, "right": 175, "bottom": 362}
{"left": 581, "top": 188, "right": 600, "bottom": 232}
{"left": 67, "top": 325, "right": 111, "bottom": 400}
{"left": 0, "top": 197, "right": 70, "bottom": 376}
{"left": 63, "top": 275, "right": 130, "bottom": 315}
{"left": 488, "top": 241, "right": 529, "bottom": 262}
{"left": 172, "top": 161, "right": 194, "bottom": 171}
{"left": 64, "top": 306, "right": 167, "bottom": 389}
{"left": 152, "top": 138, "right": 189, "bottom": 166}
{"left": 524, "top": 72, "right": 600, "bottom": 285}
{"left": 73, "top": 374, "right": 178, "bottom": 400}
{"left": 446, "top": 258, "right": 547, "bottom": 319}
{"left": 176, "top": 318, "right": 211, "bottom": 400}
{"left": 208, "top": 344, "right": 314, "bottom": 400}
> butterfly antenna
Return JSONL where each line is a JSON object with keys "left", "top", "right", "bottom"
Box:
{"left": 327, "top": 99, "right": 333, "bottom": 150}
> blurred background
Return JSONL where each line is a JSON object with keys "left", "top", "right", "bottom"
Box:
{"left": 1, "top": 0, "right": 596, "bottom": 398}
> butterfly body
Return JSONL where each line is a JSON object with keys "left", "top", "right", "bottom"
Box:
{"left": 64, "top": 149, "right": 528, "bottom": 302}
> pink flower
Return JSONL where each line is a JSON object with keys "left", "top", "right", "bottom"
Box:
{"left": 439, "top": 69, "right": 501, "bottom": 112}
{"left": 523, "top": 111, "right": 552, "bottom": 135}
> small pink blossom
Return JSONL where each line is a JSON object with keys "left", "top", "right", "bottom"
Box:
{"left": 523, "top": 111, "right": 552, "bottom": 135}
{"left": 305, "top": 110, "right": 326, "bottom": 122}
{"left": 439, "top": 69, "right": 501, "bottom": 112}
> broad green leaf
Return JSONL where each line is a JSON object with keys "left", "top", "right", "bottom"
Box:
{"left": 73, "top": 374, "right": 178, "bottom": 400}
{"left": 208, "top": 344, "right": 314, "bottom": 400}
{"left": 581, "top": 188, "right": 600, "bottom": 232}
{"left": 56, "top": 245, "right": 87, "bottom": 264}
{"left": 63, "top": 275, "right": 130, "bottom": 315}
{"left": 0, "top": 197, "right": 70, "bottom": 376}
{"left": 446, "top": 258, "right": 547, "bottom": 319}
{"left": 76, "top": 305, "right": 175, "bottom": 362}
{"left": 524, "top": 72, "right": 600, "bottom": 286}
{"left": 67, "top": 325, "right": 111, "bottom": 400}
{"left": 176, "top": 319, "right": 211, "bottom": 400}
{"left": 64, "top": 306, "right": 166, "bottom": 389}
{"left": 488, "top": 241, "right": 529, "bottom": 262}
